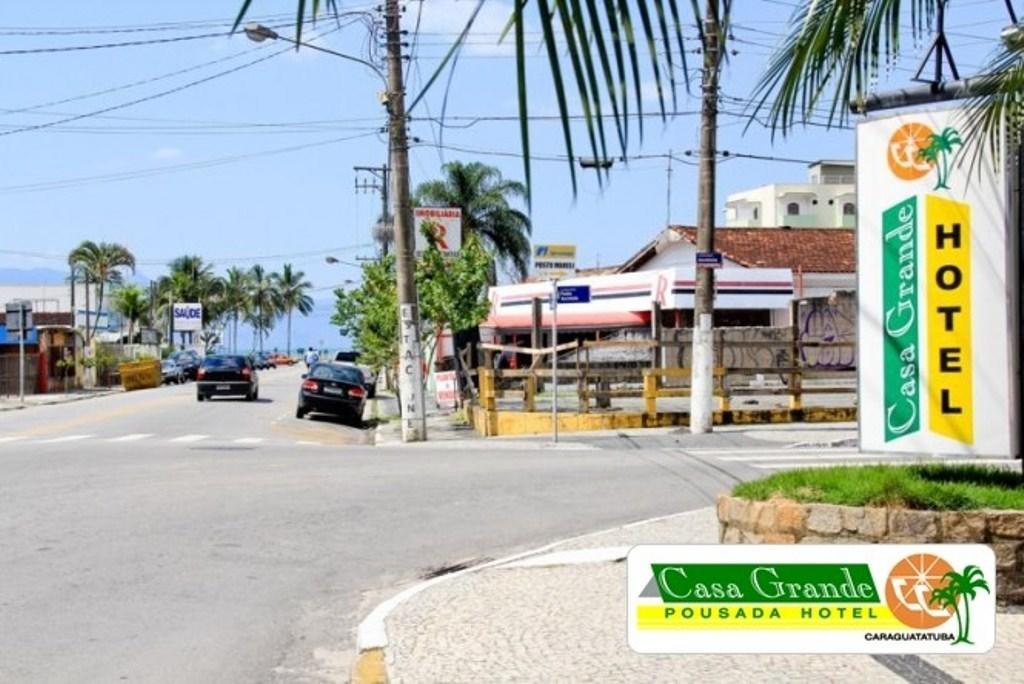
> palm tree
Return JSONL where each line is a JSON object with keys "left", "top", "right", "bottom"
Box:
{"left": 415, "top": 161, "right": 532, "bottom": 279}
{"left": 750, "top": 1, "right": 1019, "bottom": 158}
{"left": 919, "top": 127, "right": 965, "bottom": 190}
{"left": 222, "top": 267, "right": 252, "bottom": 354}
{"left": 273, "top": 263, "right": 314, "bottom": 356}
{"left": 930, "top": 564, "right": 990, "bottom": 645}
{"left": 68, "top": 241, "right": 136, "bottom": 343}
{"left": 111, "top": 285, "right": 148, "bottom": 344}
{"left": 248, "top": 264, "right": 280, "bottom": 353}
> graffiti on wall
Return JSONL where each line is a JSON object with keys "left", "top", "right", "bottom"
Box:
{"left": 798, "top": 293, "right": 857, "bottom": 369}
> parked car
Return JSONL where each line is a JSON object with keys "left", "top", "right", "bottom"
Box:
{"left": 160, "top": 359, "right": 185, "bottom": 385}
{"left": 271, "top": 353, "right": 297, "bottom": 366}
{"left": 334, "top": 351, "right": 377, "bottom": 398}
{"left": 296, "top": 362, "right": 367, "bottom": 425}
{"left": 196, "top": 355, "right": 259, "bottom": 401}
{"left": 168, "top": 350, "right": 201, "bottom": 380}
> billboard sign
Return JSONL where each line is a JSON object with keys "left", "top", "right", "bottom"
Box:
{"left": 434, "top": 370, "right": 458, "bottom": 409}
{"left": 857, "top": 107, "right": 1015, "bottom": 456}
{"left": 414, "top": 207, "right": 462, "bottom": 257}
{"left": 533, "top": 244, "right": 576, "bottom": 280}
{"left": 172, "top": 303, "right": 203, "bottom": 332}
{"left": 4, "top": 301, "right": 32, "bottom": 332}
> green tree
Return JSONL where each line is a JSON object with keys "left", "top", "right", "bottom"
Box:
{"left": 157, "top": 256, "right": 226, "bottom": 346}
{"left": 416, "top": 234, "right": 492, "bottom": 367}
{"left": 331, "top": 256, "right": 398, "bottom": 387}
{"left": 273, "top": 263, "right": 314, "bottom": 356}
{"left": 414, "top": 161, "right": 532, "bottom": 279}
{"left": 68, "top": 241, "right": 136, "bottom": 343}
{"left": 248, "top": 264, "right": 280, "bottom": 353}
{"left": 111, "top": 284, "right": 148, "bottom": 344}
{"left": 930, "top": 564, "right": 990, "bottom": 645}
{"left": 222, "top": 267, "right": 252, "bottom": 354}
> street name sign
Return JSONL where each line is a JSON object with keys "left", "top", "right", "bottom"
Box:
{"left": 556, "top": 285, "right": 591, "bottom": 304}
{"left": 857, "top": 106, "right": 1017, "bottom": 457}
{"left": 695, "top": 251, "right": 723, "bottom": 269}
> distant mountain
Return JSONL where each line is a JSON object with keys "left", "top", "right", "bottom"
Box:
{"left": 0, "top": 267, "right": 152, "bottom": 285}
{"left": 0, "top": 267, "right": 67, "bottom": 284}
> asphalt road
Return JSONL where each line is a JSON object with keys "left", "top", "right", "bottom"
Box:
{"left": 0, "top": 365, "right": 759, "bottom": 683}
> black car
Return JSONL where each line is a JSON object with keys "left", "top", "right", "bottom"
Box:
{"left": 196, "top": 355, "right": 259, "bottom": 401}
{"left": 168, "top": 350, "right": 201, "bottom": 380}
{"left": 296, "top": 362, "right": 366, "bottom": 425}
{"left": 334, "top": 351, "right": 376, "bottom": 398}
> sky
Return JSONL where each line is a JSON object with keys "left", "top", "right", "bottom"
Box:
{"left": 0, "top": 0, "right": 1011, "bottom": 350}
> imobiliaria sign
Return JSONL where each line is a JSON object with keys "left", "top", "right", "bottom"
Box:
{"left": 857, "top": 108, "right": 1015, "bottom": 456}
{"left": 627, "top": 545, "right": 995, "bottom": 653}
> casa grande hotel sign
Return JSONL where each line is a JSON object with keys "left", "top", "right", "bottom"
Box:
{"left": 858, "top": 107, "right": 1019, "bottom": 457}
{"left": 628, "top": 545, "right": 995, "bottom": 654}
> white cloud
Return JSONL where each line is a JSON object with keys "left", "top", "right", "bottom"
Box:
{"left": 153, "top": 147, "right": 183, "bottom": 160}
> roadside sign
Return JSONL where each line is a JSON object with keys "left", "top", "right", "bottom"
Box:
{"left": 5, "top": 301, "right": 33, "bottom": 332}
{"left": 414, "top": 207, "right": 462, "bottom": 257}
{"left": 695, "top": 251, "right": 723, "bottom": 269}
{"left": 434, "top": 370, "right": 458, "bottom": 409}
{"left": 533, "top": 244, "right": 577, "bottom": 280}
{"left": 556, "top": 285, "right": 591, "bottom": 304}
{"left": 172, "top": 303, "right": 203, "bottom": 332}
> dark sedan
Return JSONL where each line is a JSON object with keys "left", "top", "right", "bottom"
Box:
{"left": 296, "top": 362, "right": 366, "bottom": 425}
{"left": 196, "top": 355, "right": 259, "bottom": 401}
{"left": 168, "top": 350, "right": 201, "bottom": 380}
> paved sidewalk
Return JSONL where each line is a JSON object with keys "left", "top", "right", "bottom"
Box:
{"left": 0, "top": 388, "right": 120, "bottom": 412}
{"left": 369, "top": 394, "right": 478, "bottom": 445}
{"left": 379, "top": 507, "right": 1022, "bottom": 683}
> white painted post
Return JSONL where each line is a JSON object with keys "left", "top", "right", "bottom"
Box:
{"left": 690, "top": 312, "right": 714, "bottom": 433}
{"left": 18, "top": 301, "right": 25, "bottom": 403}
{"left": 551, "top": 279, "right": 559, "bottom": 444}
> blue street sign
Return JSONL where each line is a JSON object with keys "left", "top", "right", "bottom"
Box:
{"left": 556, "top": 285, "right": 591, "bottom": 304}
{"left": 695, "top": 251, "right": 723, "bottom": 269}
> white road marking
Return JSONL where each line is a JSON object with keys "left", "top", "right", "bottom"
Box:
{"left": 0, "top": 436, "right": 26, "bottom": 444}
{"left": 233, "top": 438, "right": 264, "bottom": 444}
{"left": 108, "top": 433, "right": 154, "bottom": 442}
{"left": 169, "top": 434, "right": 209, "bottom": 443}
{"left": 38, "top": 434, "right": 93, "bottom": 444}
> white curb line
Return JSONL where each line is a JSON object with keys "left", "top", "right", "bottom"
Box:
{"left": 355, "top": 507, "right": 710, "bottom": 652}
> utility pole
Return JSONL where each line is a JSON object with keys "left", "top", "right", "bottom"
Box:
{"left": 666, "top": 149, "right": 673, "bottom": 227}
{"left": 384, "top": 0, "right": 426, "bottom": 441}
{"left": 355, "top": 164, "right": 390, "bottom": 257}
{"left": 690, "top": 2, "right": 720, "bottom": 434}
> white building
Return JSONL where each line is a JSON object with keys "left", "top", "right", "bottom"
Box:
{"left": 724, "top": 160, "right": 856, "bottom": 228}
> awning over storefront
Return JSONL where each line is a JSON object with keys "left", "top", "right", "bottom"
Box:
{"left": 484, "top": 267, "right": 794, "bottom": 332}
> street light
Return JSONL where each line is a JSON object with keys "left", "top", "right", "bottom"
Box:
{"left": 243, "top": 23, "right": 385, "bottom": 82}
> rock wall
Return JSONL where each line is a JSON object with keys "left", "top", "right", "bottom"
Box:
{"left": 717, "top": 495, "right": 1024, "bottom": 604}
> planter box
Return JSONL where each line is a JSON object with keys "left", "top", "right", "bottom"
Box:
{"left": 118, "top": 360, "right": 160, "bottom": 392}
{"left": 718, "top": 495, "right": 1024, "bottom": 604}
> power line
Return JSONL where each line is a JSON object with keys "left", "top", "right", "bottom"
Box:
{"left": 0, "top": 131, "right": 379, "bottom": 194}
{"left": 0, "top": 243, "right": 373, "bottom": 266}
{"left": 0, "top": 30, "right": 237, "bottom": 55}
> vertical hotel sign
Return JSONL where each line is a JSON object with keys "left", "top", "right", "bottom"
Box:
{"left": 858, "top": 108, "right": 1012, "bottom": 456}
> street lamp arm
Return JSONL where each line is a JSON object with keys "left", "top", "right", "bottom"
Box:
{"left": 244, "top": 23, "right": 385, "bottom": 82}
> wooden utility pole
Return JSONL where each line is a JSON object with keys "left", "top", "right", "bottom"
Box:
{"left": 690, "top": 2, "right": 721, "bottom": 433}
{"left": 385, "top": 0, "right": 426, "bottom": 441}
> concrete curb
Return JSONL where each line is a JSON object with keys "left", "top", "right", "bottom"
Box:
{"left": 0, "top": 389, "right": 120, "bottom": 412}
{"left": 350, "top": 508, "right": 706, "bottom": 683}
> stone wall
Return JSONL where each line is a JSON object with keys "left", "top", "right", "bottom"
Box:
{"left": 717, "top": 495, "right": 1024, "bottom": 604}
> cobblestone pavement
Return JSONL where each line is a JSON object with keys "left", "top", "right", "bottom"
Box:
{"left": 384, "top": 508, "right": 1022, "bottom": 684}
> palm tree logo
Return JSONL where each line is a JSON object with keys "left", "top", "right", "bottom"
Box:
{"left": 929, "top": 565, "right": 990, "bottom": 645}
{"left": 917, "top": 127, "right": 963, "bottom": 191}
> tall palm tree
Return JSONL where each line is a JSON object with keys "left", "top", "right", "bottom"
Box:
{"left": 415, "top": 161, "right": 532, "bottom": 279}
{"left": 111, "top": 285, "right": 148, "bottom": 344}
{"left": 248, "top": 264, "right": 279, "bottom": 353}
{"left": 222, "top": 267, "right": 252, "bottom": 354}
{"left": 273, "top": 263, "right": 314, "bottom": 356}
{"left": 68, "top": 241, "right": 136, "bottom": 343}
{"left": 156, "top": 256, "right": 226, "bottom": 346}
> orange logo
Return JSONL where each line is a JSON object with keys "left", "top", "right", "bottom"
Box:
{"left": 887, "top": 122, "right": 935, "bottom": 181}
{"left": 885, "top": 553, "right": 956, "bottom": 628}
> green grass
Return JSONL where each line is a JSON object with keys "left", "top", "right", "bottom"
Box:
{"left": 733, "top": 464, "right": 1024, "bottom": 511}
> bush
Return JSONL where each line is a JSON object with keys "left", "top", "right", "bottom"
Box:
{"left": 733, "top": 464, "right": 1024, "bottom": 511}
